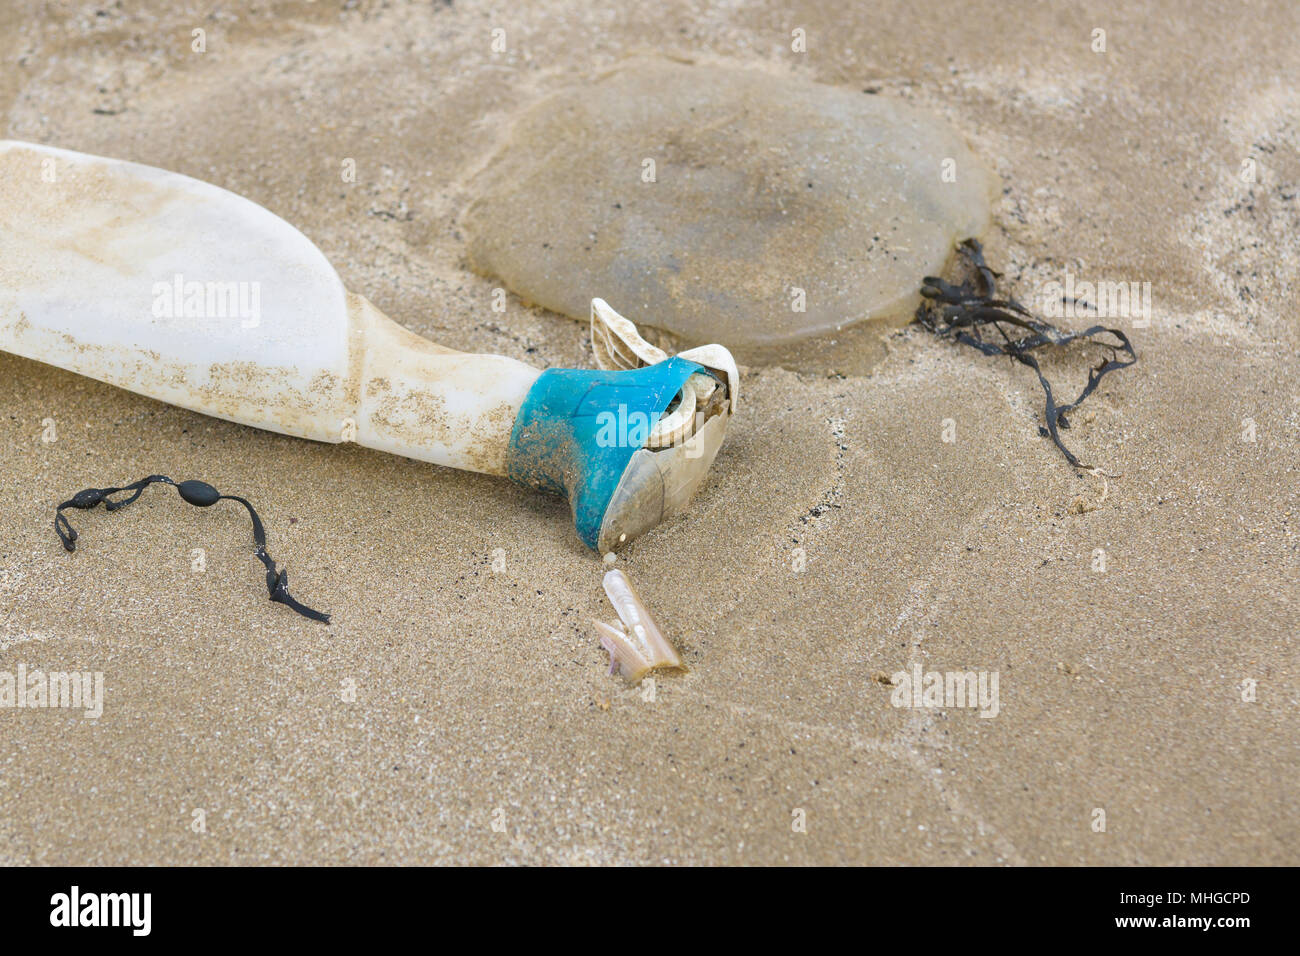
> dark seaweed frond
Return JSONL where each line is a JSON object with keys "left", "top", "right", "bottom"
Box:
{"left": 54, "top": 474, "right": 329, "bottom": 624}
{"left": 914, "top": 239, "right": 1137, "bottom": 471}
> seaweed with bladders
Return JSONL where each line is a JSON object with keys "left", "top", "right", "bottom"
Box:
{"left": 915, "top": 239, "right": 1137, "bottom": 471}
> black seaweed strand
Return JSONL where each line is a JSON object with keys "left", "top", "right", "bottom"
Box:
{"left": 915, "top": 239, "right": 1137, "bottom": 470}
{"left": 54, "top": 476, "right": 329, "bottom": 624}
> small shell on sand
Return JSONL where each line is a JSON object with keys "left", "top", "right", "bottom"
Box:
{"left": 464, "top": 57, "right": 997, "bottom": 360}
{"left": 593, "top": 569, "right": 683, "bottom": 682}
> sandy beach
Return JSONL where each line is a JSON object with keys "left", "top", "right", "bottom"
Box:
{"left": 0, "top": 0, "right": 1296, "bottom": 865}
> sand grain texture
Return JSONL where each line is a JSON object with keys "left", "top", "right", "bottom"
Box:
{"left": 0, "top": 0, "right": 1296, "bottom": 865}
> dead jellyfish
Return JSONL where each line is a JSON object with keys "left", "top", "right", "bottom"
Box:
{"left": 462, "top": 57, "right": 998, "bottom": 365}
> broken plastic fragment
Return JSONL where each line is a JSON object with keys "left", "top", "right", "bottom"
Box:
{"left": 591, "top": 297, "right": 738, "bottom": 449}
{"left": 0, "top": 141, "right": 740, "bottom": 553}
{"left": 594, "top": 569, "right": 683, "bottom": 682}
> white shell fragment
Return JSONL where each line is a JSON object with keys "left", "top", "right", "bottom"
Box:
{"left": 594, "top": 569, "right": 684, "bottom": 682}
{"left": 465, "top": 57, "right": 998, "bottom": 358}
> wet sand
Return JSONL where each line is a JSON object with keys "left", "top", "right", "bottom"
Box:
{"left": 0, "top": 0, "right": 1296, "bottom": 864}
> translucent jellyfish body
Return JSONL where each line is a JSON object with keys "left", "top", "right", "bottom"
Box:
{"left": 463, "top": 58, "right": 997, "bottom": 362}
